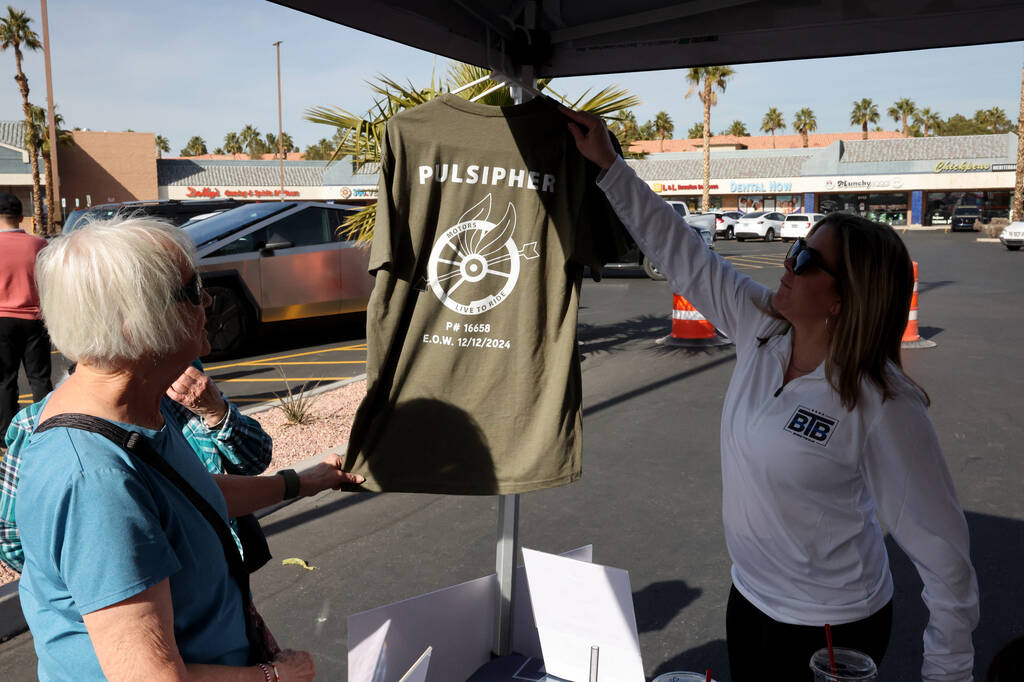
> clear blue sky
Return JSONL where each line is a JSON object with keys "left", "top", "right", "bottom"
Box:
{"left": 2, "top": 0, "right": 1023, "bottom": 154}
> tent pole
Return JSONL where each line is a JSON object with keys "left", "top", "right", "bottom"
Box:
{"left": 494, "top": 3, "right": 537, "bottom": 659}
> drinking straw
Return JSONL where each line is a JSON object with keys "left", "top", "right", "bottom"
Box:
{"left": 705, "top": 669, "right": 712, "bottom": 682}
{"left": 825, "top": 623, "right": 836, "bottom": 675}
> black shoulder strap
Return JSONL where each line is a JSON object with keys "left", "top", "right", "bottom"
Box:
{"left": 35, "top": 413, "right": 252, "bottom": 603}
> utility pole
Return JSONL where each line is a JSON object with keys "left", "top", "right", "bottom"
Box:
{"left": 274, "top": 41, "right": 284, "bottom": 201}
{"left": 39, "top": 0, "right": 60, "bottom": 232}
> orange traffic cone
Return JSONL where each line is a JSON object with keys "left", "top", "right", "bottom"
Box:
{"left": 901, "top": 261, "right": 936, "bottom": 349}
{"left": 659, "top": 294, "right": 732, "bottom": 347}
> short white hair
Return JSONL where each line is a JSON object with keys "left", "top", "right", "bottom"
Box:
{"left": 35, "top": 216, "right": 199, "bottom": 367}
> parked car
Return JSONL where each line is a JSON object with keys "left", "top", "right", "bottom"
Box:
{"left": 950, "top": 205, "right": 981, "bottom": 232}
{"left": 604, "top": 202, "right": 715, "bottom": 280}
{"left": 780, "top": 212, "right": 826, "bottom": 241}
{"left": 184, "top": 201, "right": 371, "bottom": 355}
{"left": 62, "top": 198, "right": 242, "bottom": 233}
{"left": 734, "top": 211, "right": 786, "bottom": 241}
{"left": 707, "top": 210, "right": 742, "bottom": 239}
{"left": 999, "top": 221, "right": 1024, "bottom": 251}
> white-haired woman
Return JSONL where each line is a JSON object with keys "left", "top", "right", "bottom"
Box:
{"left": 562, "top": 108, "right": 979, "bottom": 681}
{"left": 16, "top": 217, "right": 363, "bottom": 681}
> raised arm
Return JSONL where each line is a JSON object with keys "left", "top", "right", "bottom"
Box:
{"left": 561, "top": 106, "right": 773, "bottom": 345}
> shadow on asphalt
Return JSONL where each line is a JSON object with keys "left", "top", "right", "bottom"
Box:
{"left": 917, "top": 280, "right": 956, "bottom": 295}
{"left": 634, "top": 580, "right": 703, "bottom": 633}
{"left": 260, "top": 492, "right": 380, "bottom": 537}
{"left": 578, "top": 314, "right": 668, "bottom": 359}
{"left": 583, "top": 352, "right": 737, "bottom": 418}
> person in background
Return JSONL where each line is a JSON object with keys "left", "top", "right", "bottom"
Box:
{"left": 0, "top": 193, "right": 52, "bottom": 440}
{"left": 562, "top": 106, "right": 978, "bottom": 682}
{"left": 16, "top": 216, "right": 364, "bottom": 680}
{"left": 1, "top": 360, "right": 273, "bottom": 573}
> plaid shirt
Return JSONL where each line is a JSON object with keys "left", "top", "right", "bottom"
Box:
{"left": 0, "top": 393, "right": 272, "bottom": 572}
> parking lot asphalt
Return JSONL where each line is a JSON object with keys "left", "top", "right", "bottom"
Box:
{"left": 16, "top": 312, "right": 368, "bottom": 410}
{"left": 2, "top": 233, "right": 1022, "bottom": 681}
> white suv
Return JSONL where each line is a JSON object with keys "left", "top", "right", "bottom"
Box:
{"left": 781, "top": 213, "right": 826, "bottom": 241}
{"left": 734, "top": 211, "right": 786, "bottom": 241}
{"left": 999, "top": 222, "right": 1024, "bottom": 251}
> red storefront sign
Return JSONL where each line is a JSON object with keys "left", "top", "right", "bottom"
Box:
{"left": 186, "top": 186, "right": 300, "bottom": 199}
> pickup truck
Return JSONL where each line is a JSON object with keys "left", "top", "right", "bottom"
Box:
{"left": 603, "top": 200, "right": 716, "bottom": 280}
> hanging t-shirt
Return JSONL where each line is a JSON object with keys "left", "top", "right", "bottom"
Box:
{"left": 345, "top": 94, "right": 625, "bottom": 494}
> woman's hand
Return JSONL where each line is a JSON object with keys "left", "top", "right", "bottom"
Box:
{"left": 272, "top": 649, "right": 316, "bottom": 681}
{"left": 166, "top": 365, "right": 228, "bottom": 428}
{"left": 559, "top": 106, "right": 619, "bottom": 170}
{"left": 298, "top": 454, "right": 365, "bottom": 496}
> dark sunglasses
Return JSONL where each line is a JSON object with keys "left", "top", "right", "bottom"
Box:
{"left": 786, "top": 239, "right": 839, "bottom": 279}
{"left": 173, "top": 272, "right": 204, "bottom": 306}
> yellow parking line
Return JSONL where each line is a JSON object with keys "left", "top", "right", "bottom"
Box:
{"left": 205, "top": 345, "right": 365, "bottom": 372}
{"left": 218, "top": 377, "right": 353, "bottom": 383}
{"left": 250, "top": 360, "right": 366, "bottom": 366}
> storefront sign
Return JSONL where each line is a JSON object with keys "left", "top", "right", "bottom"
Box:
{"left": 185, "top": 186, "right": 300, "bottom": 199}
{"left": 652, "top": 182, "right": 719, "bottom": 192}
{"left": 339, "top": 186, "right": 378, "bottom": 199}
{"left": 934, "top": 161, "right": 991, "bottom": 173}
{"left": 991, "top": 163, "right": 1016, "bottom": 172}
{"left": 729, "top": 180, "right": 793, "bottom": 193}
{"left": 823, "top": 178, "right": 903, "bottom": 190}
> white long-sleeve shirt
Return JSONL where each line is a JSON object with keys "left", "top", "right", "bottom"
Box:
{"left": 597, "top": 158, "right": 979, "bottom": 682}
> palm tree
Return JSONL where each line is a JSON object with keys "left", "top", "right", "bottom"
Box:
{"left": 265, "top": 132, "right": 279, "bottom": 158}
{"left": 305, "top": 61, "right": 640, "bottom": 243}
{"left": 212, "top": 146, "right": 225, "bottom": 155}
{"left": 684, "top": 65, "right": 735, "bottom": 212}
{"left": 793, "top": 108, "right": 817, "bottom": 148}
{"left": 888, "top": 98, "right": 917, "bottom": 136}
{"left": 280, "top": 131, "right": 296, "bottom": 153}
{"left": 653, "top": 111, "right": 674, "bottom": 151}
{"left": 155, "top": 134, "right": 170, "bottom": 159}
{"left": 850, "top": 98, "right": 880, "bottom": 140}
{"left": 223, "top": 131, "right": 243, "bottom": 155}
{"left": 239, "top": 124, "right": 261, "bottom": 159}
{"left": 723, "top": 120, "right": 748, "bottom": 136}
{"left": 760, "top": 107, "right": 786, "bottom": 148}
{"left": 913, "top": 107, "right": 941, "bottom": 136}
{"left": 27, "top": 104, "right": 73, "bottom": 234}
{"left": 180, "top": 136, "right": 207, "bottom": 157}
{"left": 687, "top": 121, "right": 706, "bottom": 139}
{"left": 0, "top": 7, "right": 43, "bottom": 227}
{"left": 608, "top": 109, "right": 642, "bottom": 149}
{"left": 303, "top": 138, "right": 333, "bottom": 160}
{"left": 978, "top": 106, "right": 1012, "bottom": 133}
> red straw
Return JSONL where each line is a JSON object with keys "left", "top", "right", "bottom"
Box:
{"left": 825, "top": 623, "right": 836, "bottom": 675}
{"left": 705, "top": 669, "right": 712, "bottom": 682}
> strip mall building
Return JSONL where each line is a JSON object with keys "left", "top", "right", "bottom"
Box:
{"left": 0, "top": 121, "right": 1017, "bottom": 229}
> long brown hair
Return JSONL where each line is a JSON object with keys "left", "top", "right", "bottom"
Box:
{"left": 812, "top": 213, "right": 929, "bottom": 410}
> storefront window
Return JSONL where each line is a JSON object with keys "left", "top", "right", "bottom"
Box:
{"left": 818, "top": 192, "right": 909, "bottom": 226}
{"left": 923, "top": 191, "right": 1008, "bottom": 225}
{"left": 679, "top": 196, "right": 722, "bottom": 211}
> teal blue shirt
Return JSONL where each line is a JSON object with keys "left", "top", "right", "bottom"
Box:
{"left": 16, "top": 410, "right": 249, "bottom": 679}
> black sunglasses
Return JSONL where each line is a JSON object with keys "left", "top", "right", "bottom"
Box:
{"left": 786, "top": 239, "right": 839, "bottom": 279}
{"left": 173, "top": 272, "right": 204, "bottom": 306}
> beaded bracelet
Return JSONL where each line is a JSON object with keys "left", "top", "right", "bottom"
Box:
{"left": 271, "top": 663, "right": 282, "bottom": 682}
{"left": 256, "top": 662, "right": 272, "bottom": 682}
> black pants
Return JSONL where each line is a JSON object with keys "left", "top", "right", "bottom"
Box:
{"left": 0, "top": 317, "right": 53, "bottom": 436}
{"left": 726, "top": 585, "right": 893, "bottom": 682}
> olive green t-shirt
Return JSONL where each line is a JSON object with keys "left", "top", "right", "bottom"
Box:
{"left": 345, "top": 94, "right": 624, "bottom": 494}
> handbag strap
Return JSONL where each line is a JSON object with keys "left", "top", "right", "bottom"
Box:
{"left": 35, "top": 413, "right": 253, "bottom": 605}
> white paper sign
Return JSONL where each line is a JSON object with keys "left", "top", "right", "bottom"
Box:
{"left": 522, "top": 548, "right": 644, "bottom": 682}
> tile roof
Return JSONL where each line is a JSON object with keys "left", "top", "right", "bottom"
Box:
{"left": 840, "top": 135, "right": 1011, "bottom": 162}
{"left": 158, "top": 159, "right": 329, "bottom": 186}
{"left": 628, "top": 131, "right": 902, "bottom": 154}
{"left": 627, "top": 154, "right": 811, "bottom": 180}
{"left": 0, "top": 121, "right": 26, "bottom": 150}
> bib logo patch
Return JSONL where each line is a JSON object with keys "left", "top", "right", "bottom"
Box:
{"left": 785, "top": 406, "right": 838, "bottom": 446}
{"left": 425, "top": 193, "right": 539, "bottom": 316}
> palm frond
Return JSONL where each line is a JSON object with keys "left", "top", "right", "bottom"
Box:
{"left": 337, "top": 204, "right": 376, "bottom": 245}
